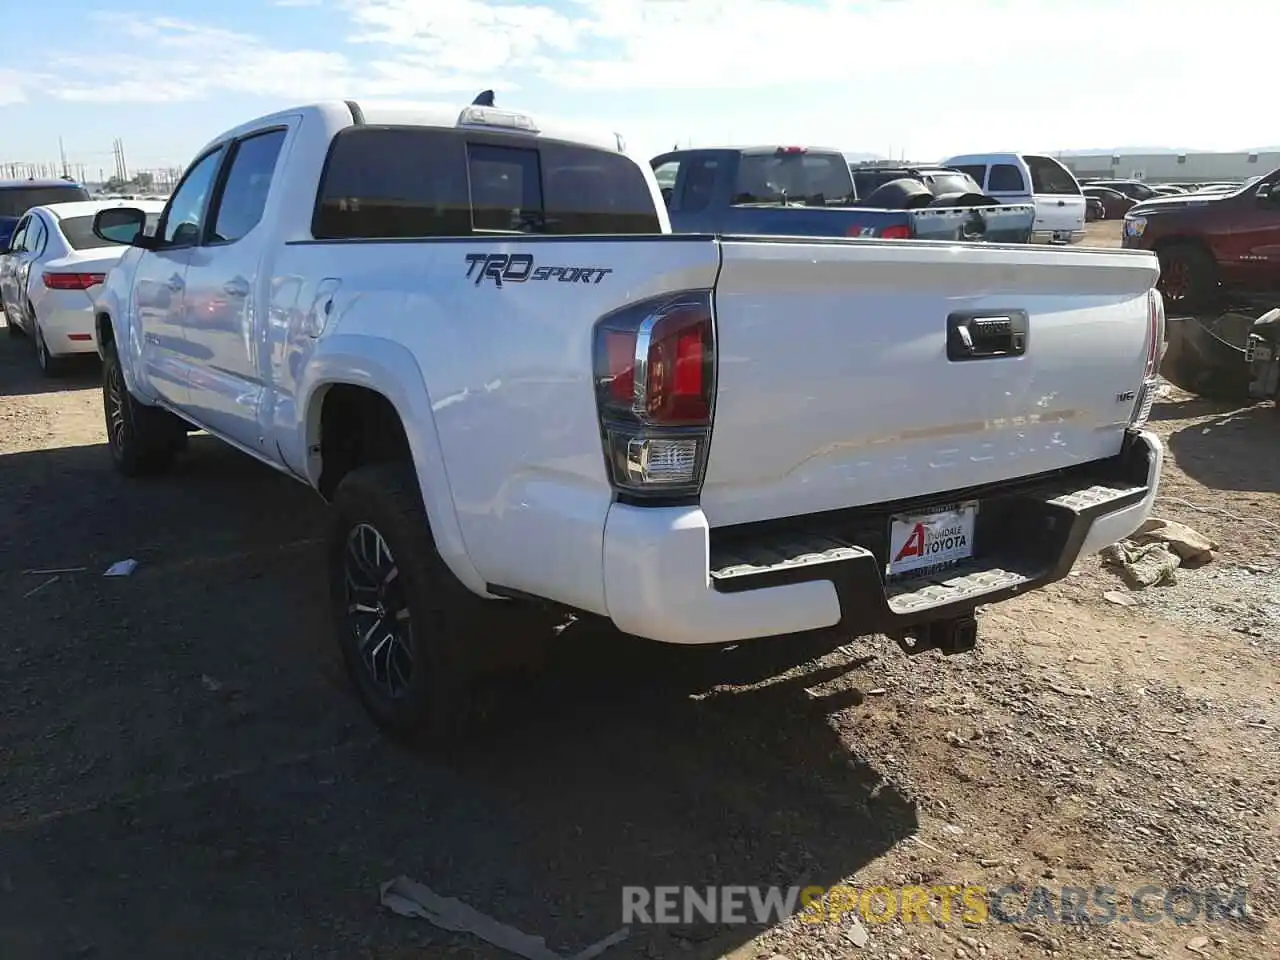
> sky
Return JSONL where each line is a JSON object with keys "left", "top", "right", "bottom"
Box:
{"left": 1, "top": 0, "right": 1272, "bottom": 177}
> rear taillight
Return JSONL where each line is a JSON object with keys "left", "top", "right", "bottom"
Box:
{"left": 593, "top": 290, "right": 716, "bottom": 499}
{"left": 43, "top": 272, "right": 106, "bottom": 290}
{"left": 1131, "top": 287, "right": 1165, "bottom": 428}
{"left": 843, "top": 224, "right": 911, "bottom": 239}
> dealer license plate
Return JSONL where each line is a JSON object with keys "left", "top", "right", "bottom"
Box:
{"left": 1052, "top": 230, "right": 1071, "bottom": 243}
{"left": 887, "top": 501, "right": 978, "bottom": 578}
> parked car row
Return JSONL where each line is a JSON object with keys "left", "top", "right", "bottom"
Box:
{"left": 650, "top": 147, "right": 1037, "bottom": 243}
{"left": 0, "top": 95, "right": 1167, "bottom": 740}
{"left": 651, "top": 148, "right": 1089, "bottom": 244}
{"left": 0, "top": 196, "right": 164, "bottom": 375}
{"left": 1077, "top": 177, "right": 1266, "bottom": 220}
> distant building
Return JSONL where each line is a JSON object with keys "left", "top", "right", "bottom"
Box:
{"left": 1058, "top": 151, "right": 1280, "bottom": 184}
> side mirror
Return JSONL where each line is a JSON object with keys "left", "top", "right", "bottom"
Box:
{"left": 171, "top": 221, "right": 200, "bottom": 246}
{"left": 94, "top": 207, "right": 152, "bottom": 247}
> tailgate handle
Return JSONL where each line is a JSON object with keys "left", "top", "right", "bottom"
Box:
{"left": 947, "top": 310, "right": 1028, "bottom": 361}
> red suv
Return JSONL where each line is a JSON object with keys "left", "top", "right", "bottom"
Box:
{"left": 1121, "top": 168, "right": 1280, "bottom": 311}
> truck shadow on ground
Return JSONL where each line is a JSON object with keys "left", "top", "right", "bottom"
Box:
{"left": 0, "top": 437, "right": 914, "bottom": 960}
{"left": 1163, "top": 400, "right": 1280, "bottom": 494}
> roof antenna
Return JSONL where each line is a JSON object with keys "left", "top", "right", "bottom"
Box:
{"left": 472, "top": 90, "right": 495, "bottom": 107}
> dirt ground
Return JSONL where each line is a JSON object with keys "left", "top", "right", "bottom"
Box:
{"left": 1, "top": 259, "right": 1276, "bottom": 959}
{"left": 1084, "top": 219, "right": 1124, "bottom": 247}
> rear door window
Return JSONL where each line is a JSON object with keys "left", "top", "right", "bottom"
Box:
{"left": 1025, "top": 156, "right": 1080, "bottom": 195}
{"left": 6, "top": 217, "right": 30, "bottom": 252}
{"left": 314, "top": 127, "right": 662, "bottom": 239}
{"left": 987, "top": 164, "right": 1027, "bottom": 193}
{"left": 24, "top": 216, "right": 48, "bottom": 256}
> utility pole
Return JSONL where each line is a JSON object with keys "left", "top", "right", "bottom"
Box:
{"left": 59, "top": 136, "right": 68, "bottom": 177}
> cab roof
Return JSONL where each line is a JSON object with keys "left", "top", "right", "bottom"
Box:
{"left": 198, "top": 99, "right": 628, "bottom": 158}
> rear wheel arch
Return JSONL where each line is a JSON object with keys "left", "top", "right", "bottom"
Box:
{"left": 95, "top": 311, "right": 115, "bottom": 352}
{"left": 301, "top": 346, "right": 488, "bottom": 598}
{"left": 312, "top": 382, "right": 414, "bottom": 501}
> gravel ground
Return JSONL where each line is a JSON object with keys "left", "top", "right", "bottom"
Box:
{"left": 0, "top": 291, "right": 1276, "bottom": 960}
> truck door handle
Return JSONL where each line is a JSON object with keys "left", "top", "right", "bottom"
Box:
{"left": 166, "top": 274, "right": 184, "bottom": 292}
{"left": 1057, "top": 200, "right": 1065, "bottom": 206}
{"left": 947, "top": 310, "right": 1029, "bottom": 361}
{"left": 223, "top": 277, "right": 250, "bottom": 298}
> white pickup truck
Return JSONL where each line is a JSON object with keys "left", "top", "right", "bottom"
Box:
{"left": 92, "top": 98, "right": 1166, "bottom": 739}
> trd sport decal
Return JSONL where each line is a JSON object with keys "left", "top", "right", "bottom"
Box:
{"left": 464, "top": 253, "right": 613, "bottom": 287}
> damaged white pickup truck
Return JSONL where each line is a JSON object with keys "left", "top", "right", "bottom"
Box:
{"left": 90, "top": 97, "right": 1166, "bottom": 738}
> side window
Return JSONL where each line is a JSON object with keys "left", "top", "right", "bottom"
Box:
{"left": 680, "top": 158, "right": 718, "bottom": 212}
{"left": 1025, "top": 156, "right": 1080, "bottom": 196}
{"left": 652, "top": 161, "right": 680, "bottom": 190}
{"left": 987, "top": 164, "right": 1026, "bottom": 193}
{"left": 209, "top": 129, "right": 288, "bottom": 244}
{"left": 7, "top": 217, "right": 30, "bottom": 252}
{"left": 652, "top": 160, "right": 680, "bottom": 206}
{"left": 313, "top": 128, "right": 471, "bottom": 240}
{"left": 26, "top": 217, "right": 47, "bottom": 256}
{"left": 467, "top": 143, "right": 542, "bottom": 232}
{"left": 161, "top": 147, "right": 226, "bottom": 246}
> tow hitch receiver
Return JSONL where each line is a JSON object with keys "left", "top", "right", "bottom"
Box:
{"left": 893, "top": 613, "right": 979, "bottom": 657}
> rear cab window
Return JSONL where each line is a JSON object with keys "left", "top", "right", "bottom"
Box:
{"left": 313, "top": 126, "right": 662, "bottom": 239}
{"left": 732, "top": 151, "right": 854, "bottom": 205}
{"left": 1025, "top": 155, "right": 1081, "bottom": 195}
{"left": 0, "top": 184, "right": 91, "bottom": 219}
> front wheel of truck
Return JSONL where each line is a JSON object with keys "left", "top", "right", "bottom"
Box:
{"left": 102, "top": 340, "right": 187, "bottom": 477}
{"left": 328, "top": 463, "right": 493, "bottom": 743}
{"left": 1157, "top": 242, "right": 1219, "bottom": 312}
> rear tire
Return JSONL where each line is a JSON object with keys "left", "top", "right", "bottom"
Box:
{"left": 1157, "top": 243, "right": 1219, "bottom": 312}
{"left": 328, "top": 463, "right": 505, "bottom": 743}
{"left": 31, "top": 311, "right": 69, "bottom": 378}
{"left": 102, "top": 339, "right": 186, "bottom": 477}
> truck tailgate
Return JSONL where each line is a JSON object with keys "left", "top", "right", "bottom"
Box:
{"left": 909, "top": 204, "right": 1035, "bottom": 244}
{"left": 701, "top": 237, "right": 1159, "bottom": 527}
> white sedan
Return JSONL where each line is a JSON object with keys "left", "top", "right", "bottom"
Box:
{"left": 0, "top": 199, "right": 164, "bottom": 376}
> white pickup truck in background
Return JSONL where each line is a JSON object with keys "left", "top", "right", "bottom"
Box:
{"left": 91, "top": 98, "right": 1166, "bottom": 741}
